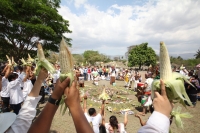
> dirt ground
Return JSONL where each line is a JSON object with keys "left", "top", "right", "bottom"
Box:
{"left": 35, "top": 72, "right": 200, "bottom": 133}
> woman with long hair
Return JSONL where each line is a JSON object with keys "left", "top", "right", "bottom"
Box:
{"left": 104, "top": 112, "right": 128, "bottom": 133}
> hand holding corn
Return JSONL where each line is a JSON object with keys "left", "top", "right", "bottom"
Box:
{"left": 153, "top": 79, "right": 173, "bottom": 118}
{"left": 58, "top": 38, "right": 74, "bottom": 114}
{"left": 152, "top": 42, "right": 193, "bottom": 107}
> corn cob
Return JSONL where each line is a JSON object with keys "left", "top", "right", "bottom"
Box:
{"left": 99, "top": 87, "right": 110, "bottom": 100}
{"left": 27, "top": 54, "right": 35, "bottom": 64}
{"left": 159, "top": 41, "right": 172, "bottom": 81}
{"left": 6, "top": 55, "right": 12, "bottom": 66}
{"left": 59, "top": 38, "right": 74, "bottom": 83}
{"left": 58, "top": 38, "right": 74, "bottom": 115}
{"left": 11, "top": 57, "right": 17, "bottom": 67}
{"left": 34, "top": 43, "right": 56, "bottom": 75}
{"left": 152, "top": 42, "right": 193, "bottom": 107}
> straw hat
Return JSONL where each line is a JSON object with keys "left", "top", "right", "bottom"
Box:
{"left": 0, "top": 113, "right": 17, "bottom": 132}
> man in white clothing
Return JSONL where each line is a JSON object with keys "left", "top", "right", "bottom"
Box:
{"left": 83, "top": 95, "right": 105, "bottom": 133}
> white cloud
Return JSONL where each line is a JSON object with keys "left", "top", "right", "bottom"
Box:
{"left": 58, "top": 0, "right": 200, "bottom": 58}
{"left": 74, "top": 0, "right": 87, "bottom": 8}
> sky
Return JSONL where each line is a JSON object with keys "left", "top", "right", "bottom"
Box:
{"left": 58, "top": 0, "right": 200, "bottom": 59}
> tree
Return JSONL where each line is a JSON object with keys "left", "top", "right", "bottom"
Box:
{"left": 0, "top": 0, "right": 71, "bottom": 61}
{"left": 83, "top": 50, "right": 111, "bottom": 65}
{"left": 73, "top": 54, "right": 84, "bottom": 65}
{"left": 128, "top": 43, "right": 156, "bottom": 69}
{"left": 177, "top": 56, "right": 183, "bottom": 60}
{"left": 194, "top": 48, "right": 200, "bottom": 59}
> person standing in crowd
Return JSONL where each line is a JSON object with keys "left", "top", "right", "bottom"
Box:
{"left": 92, "top": 67, "right": 99, "bottom": 85}
{"left": 105, "top": 66, "right": 109, "bottom": 78}
{"left": 110, "top": 66, "right": 116, "bottom": 85}
{"left": 185, "top": 72, "right": 198, "bottom": 107}
{"left": 134, "top": 71, "right": 140, "bottom": 91}
{"left": 83, "top": 95, "right": 105, "bottom": 133}
{"left": 124, "top": 69, "right": 130, "bottom": 89}
{"left": 79, "top": 66, "right": 84, "bottom": 77}
{"left": 98, "top": 66, "right": 103, "bottom": 77}
{"left": 83, "top": 66, "right": 88, "bottom": 81}
{"left": 1, "top": 64, "right": 11, "bottom": 112}
{"left": 8, "top": 66, "right": 30, "bottom": 114}
{"left": 87, "top": 66, "right": 91, "bottom": 81}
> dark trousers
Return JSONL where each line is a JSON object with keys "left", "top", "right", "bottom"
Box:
{"left": 39, "top": 86, "right": 45, "bottom": 102}
{"left": 83, "top": 73, "right": 87, "bottom": 80}
{"left": 99, "top": 72, "right": 102, "bottom": 77}
{"left": 10, "top": 103, "right": 21, "bottom": 115}
{"left": 105, "top": 72, "right": 108, "bottom": 77}
{"left": 1, "top": 97, "right": 10, "bottom": 112}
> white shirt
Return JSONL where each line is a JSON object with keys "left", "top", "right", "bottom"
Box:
{"left": 8, "top": 78, "right": 24, "bottom": 104}
{"left": 145, "top": 78, "right": 153, "bottom": 92}
{"left": 84, "top": 113, "right": 102, "bottom": 133}
{"left": 105, "top": 123, "right": 126, "bottom": 133}
{"left": 19, "top": 72, "right": 26, "bottom": 88}
{"left": 7, "top": 96, "right": 41, "bottom": 133}
{"left": 79, "top": 68, "right": 84, "bottom": 74}
{"left": 23, "top": 80, "right": 33, "bottom": 100}
{"left": 1, "top": 77, "right": 9, "bottom": 97}
{"left": 53, "top": 70, "right": 60, "bottom": 83}
{"left": 138, "top": 111, "right": 170, "bottom": 133}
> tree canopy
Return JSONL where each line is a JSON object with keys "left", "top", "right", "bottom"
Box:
{"left": 83, "top": 50, "right": 111, "bottom": 65}
{"left": 0, "top": 0, "right": 71, "bottom": 60}
{"left": 128, "top": 43, "right": 156, "bottom": 69}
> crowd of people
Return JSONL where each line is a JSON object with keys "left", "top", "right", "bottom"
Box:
{"left": 0, "top": 59, "right": 200, "bottom": 133}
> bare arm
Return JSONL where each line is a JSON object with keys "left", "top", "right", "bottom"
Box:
{"left": 124, "top": 112, "right": 128, "bottom": 126}
{"left": 65, "top": 81, "right": 94, "bottom": 133}
{"left": 135, "top": 114, "right": 146, "bottom": 126}
{"left": 4, "top": 65, "right": 11, "bottom": 79}
{"left": 1, "top": 65, "right": 8, "bottom": 74}
{"left": 100, "top": 100, "right": 105, "bottom": 115}
{"left": 28, "top": 78, "right": 70, "bottom": 133}
{"left": 102, "top": 109, "right": 105, "bottom": 125}
{"left": 83, "top": 96, "right": 87, "bottom": 113}
{"left": 28, "top": 68, "right": 47, "bottom": 97}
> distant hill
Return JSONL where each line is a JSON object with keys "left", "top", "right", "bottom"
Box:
{"left": 108, "top": 53, "right": 196, "bottom": 60}
{"left": 170, "top": 53, "right": 195, "bottom": 59}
